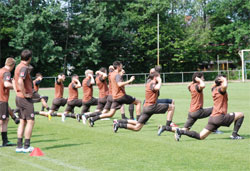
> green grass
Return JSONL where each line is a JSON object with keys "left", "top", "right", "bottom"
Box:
{"left": 0, "top": 82, "right": 250, "bottom": 171}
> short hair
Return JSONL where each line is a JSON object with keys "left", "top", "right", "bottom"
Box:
{"left": 71, "top": 74, "right": 78, "bottom": 80}
{"left": 148, "top": 71, "right": 160, "bottom": 80}
{"left": 5, "top": 57, "right": 16, "bottom": 66}
{"left": 215, "top": 74, "right": 226, "bottom": 86}
{"left": 155, "top": 65, "right": 162, "bottom": 73}
{"left": 109, "top": 65, "right": 114, "bottom": 72}
{"left": 192, "top": 72, "right": 204, "bottom": 83}
{"left": 85, "top": 69, "right": 93, "bottom": 77}
{"left": 59, "top": 73, "right": 65, "bottom": 77}
{"left": 113, "top": 61, "right": 122, "bottom": 69}
{"left": 99, "top": 67, "right": 107, "bottom": 73}
{"left": 21, "top": 49, "right": 32, "bottom": 61}
{"left": 36, "top": 73, "right": 42, "bottom": 78}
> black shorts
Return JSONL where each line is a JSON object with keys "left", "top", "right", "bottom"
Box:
{"left": 138, "top": 103, "right": 169, "bottom": 124}
{"left": 51, "top": 98, "right": 68, "bottom": 111}
{"left": 0, "top": 102, "right": 9, "bottom": 120}
{"left": 96, "top": 96, "right": 108, "bottom": 111}
{"left": 81, "top": 97, "right": 98, "bottom": 113}
{"left": 16, "top": 96, "right": 35, "bottom": 120}
{"left": 111, "top": 94, "right": 136, "bottom": 109}
{"left": 32, "top": 91, "right": 42, "bottom": 103}
{"left": 104, "top": 95, "right": 113, "bottom": 110}
{"left": 205, "top": 113, "right": 235, "bottom": 132}
{"left": 184, "top": 107, "right": 213, "bottom": 129}
{"left": 65, "top": 99, "right": 82, "bottom": 113}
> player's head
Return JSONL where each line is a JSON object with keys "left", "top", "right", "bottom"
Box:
{"left": 58, "top": 73, "right": 66, "bottom": 81}
{"left": 85, "top": 69, "right": 93, "bottom": 77}
{"left": 99, "top": 67, "right": 107, "bottom": 74}
{"left": 148, "top": 71, "right": 160, "bottom": 80}
{"left": 109, "top": 65, "right": 114, "bottom": 73}
{"left": 21, "top": 49, "right": 32, "bottom": 63}
{"left": 113, "top": 61, "right": 123, "bottom": 71}
{"left": 192, "top": 72, "right": 204, "bottom": 83}
{"left": 72, "top": 74, "right": 79, "bottom": 81}
{"left": 5, "top": 57, "right": 16, "bottom": 71}
{"left": 215, "top": 74, "right": 227, "bottom": 86}
{"left": 155, "top": 65, "right": 162, "bottom": 73}
{"left": 36, "top": 73, "right": 43, "bottom": 79}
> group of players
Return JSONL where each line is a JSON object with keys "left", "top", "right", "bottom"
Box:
{"left": 0, "top": 49, "right": 244, "bottom": 153}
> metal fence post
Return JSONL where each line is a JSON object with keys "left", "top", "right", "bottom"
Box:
{"left": 163, "top": 73, "right": 165, "bottom": 83}
{"left": 182, "top": 72, "right": 184, "bottom": 83}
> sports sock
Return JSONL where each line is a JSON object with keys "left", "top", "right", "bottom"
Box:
{"left": 41, "top": 107, "right": 45, "bottom": 111}
{"left": 92, "top": 115, "right": 100, "bottom": 122}
{"left": 1, "top": 132, "right": 8, "bottom": 145}
{"left": 165, "top": 126, "right": 172, "bottom": 132}
{"left": 46, "top": 107, "right": 50, "bottom": 111}
{"left": 118, "top": 119, "right": 128, "bottom": 124}
{"left": 233, "top": 116, "right": 244, "bottom": 136}
{"left": 129, "top": 104, "right": 134, "bottom": 119}
{"left": 70, "top": 114, "right": 76, "bottom": 118}
{"left": 118, "top": 123, "right": 127, "bottom": 129}
{"left": 136, "top": 115, "right": 141, "bottom": 121}
{"left": 121, "top": 113, "right": 127, "bottom": 119}
{"left": 180, "top": 130, "right": 200, "bottom": 140}
{"left": 166, "top": 120, "right": 172, "bottom": 126}
{"left": 51, "top": 113, "right": 57, "bottom": 116}
{"left": 86, "top": 112, "right": 101, "bottom": 119}
{"left": 24, "top": 139, "right": 30, "bottom": 149}
{"left": 17, "top": 138, "right": 23, "bottom": 148}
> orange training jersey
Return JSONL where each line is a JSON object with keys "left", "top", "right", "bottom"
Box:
{"left": 144, "top": 79, "right": 159, "bottom": 107}
{"left": 211, "top": 86, "right": 228, "bottom": 116}
{"left": 0, "top": 67, "right": 11, "bottom": 102}
{"left": 188, "top": 83, "right": 203, "bottom": 112}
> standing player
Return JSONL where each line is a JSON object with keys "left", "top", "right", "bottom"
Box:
{"left": 175, "top": 75, "right": 244, "bottom": 141}
{"left": 0, "top": 58, "right": 16, "bottom": 146}
{"left": 113, "top": 72, "right": 176, "bottom": 133}
{"left": 61, "top": 74, "right": 82, "bottom": 122}
{"left": 39, "top": 73, "right": 67, "bottom": 120}
{"left": 15, "top": 50, "right": 35, "bottom": 153}
{"left": 88, "top": 61, "right": 141, "bottom": 127}
{"left": 32, "top": 73, "right": 50, "bottom": 111}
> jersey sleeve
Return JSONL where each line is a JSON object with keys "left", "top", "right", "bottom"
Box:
{"left": 19, "top": 67, "right": 28, "bottom": 79}
{"left": 3, "top": 72, "right": 11, "bottom": 81}
{"left": 195, "top": 84, "right": 202, "bottom": 93}
{"left": 115, "top": 74, "right": 122, "bottom": 83}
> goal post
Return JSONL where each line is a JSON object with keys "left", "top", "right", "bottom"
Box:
{"left": 238, "top": 49, "right": 250, "bottom": 82}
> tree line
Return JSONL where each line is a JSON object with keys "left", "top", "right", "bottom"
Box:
{"left": 0, "top": 0, "right": 249, "bottom": 76}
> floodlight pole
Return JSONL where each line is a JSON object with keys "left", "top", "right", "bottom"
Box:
{"left": 157, "top": 13, "right": 160, "bottom": 66}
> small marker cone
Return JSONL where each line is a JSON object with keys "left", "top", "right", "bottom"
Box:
{"left": 30, "top": 148, "right": 44, "bottom": 156}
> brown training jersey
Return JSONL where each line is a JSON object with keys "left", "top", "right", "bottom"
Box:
{"left": 96, "top": 74, "right": 108, "bottom": 98}
{"left": 111, "top": 70, "right": 125, "bottom": 99}
{"left": 108, "top": 72, "right": 112, "bottom": 95}
{"left": 14, "top": 62, "right": 33, "bottom": 98}
{"left": 211, "top": 86, "right": 228, "bottom": 116}
{"left": 0, "top": 67, "right": 11, "bottom": 102}
{"left": 68, "top": 82, "right": 78, "bottom": 101}
{"left": 188, "top": 83, "right": 203, "bottom": 112}
{"left": 33, "top": 80, "right": 39, "bottom": 92}
{"left": 82, "top": 77, "right": 93, "bottom": 102}
{"left": 144, "top": 79, "right": 159, "bottom": 107}
{"left": 54, "top": 81, "right": 64, "bottom": 99}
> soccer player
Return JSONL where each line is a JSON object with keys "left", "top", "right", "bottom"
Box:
{"left": 175, "top": 75, "right": 244, "bottom": 141}
{"left": 61, "top": 74, "right": 82, "bottom": 122}
{"left": 88, "top": 61, "right": 141, "bottom": 127}
{"left": 39, "top": 73, "right": 67, "bottom": 120}
{"left": 0, "top": 58, "right": 16, "bottom": 146}
{"left": 95, "top": 68, "right": 108, "bottom": 112}
{"left": 113, "top": 71, "right": 176, "bottom": 133}
{"left": 32, "top": 73, "right": 50, "bottom": 111}
{"left": 15, "top": 50, "right": 35, "bottom": 153}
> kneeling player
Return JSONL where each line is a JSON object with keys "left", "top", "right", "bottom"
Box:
{"left": 113, "top": 72, "right": 176, "bottom": 133}
{"left": 175, "top": 75, "right": 244, "bottom": 141}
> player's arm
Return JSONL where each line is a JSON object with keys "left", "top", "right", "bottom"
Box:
{"left": 57, "top": 75, "right": 63, "bottom": 84}
{"left": 89, "top": 74, "right": 95, "bottom": 85}
{"left": 117, "top": 76, "right": 135, "bottom": 87}
{"left": 219, "top": 76, "right": 227, "bottom": 92}
{"left": 3, "top": 72, "right": 13, "bottom": 89}
{"left": 153, "top": 76, "right": 162, "bottom": 91}
{"left": 97, "top": 71, "right": 107, "bottom": 80}
{"left": 195, "top": 77, "right": 205, "bottom": 91}
{"left": 73, "top": 78, "right": 81, "bottom": 88}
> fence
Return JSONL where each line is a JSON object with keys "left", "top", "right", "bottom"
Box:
{"left": 38, "top": 69, "right": 249, "bottom": 88}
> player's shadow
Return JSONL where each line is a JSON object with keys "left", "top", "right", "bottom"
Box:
{"left": 43, "top": 143, "right": 87, "bottom": 150}
{"left": 31, "top": 138, "right": 68, "bottom": 144}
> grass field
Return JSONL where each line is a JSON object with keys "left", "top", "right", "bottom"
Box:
{"left": 0, "top": 82, "right": 250, "bottom": 171}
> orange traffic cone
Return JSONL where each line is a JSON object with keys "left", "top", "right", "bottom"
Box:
{"left": 29, "top": 148, "right": 44, "bottom": 156}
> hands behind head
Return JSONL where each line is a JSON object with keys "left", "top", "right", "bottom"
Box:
{"left": 156, "top": 76, "right": 162, "bottom": 83}
{"left": 218, "top": 76, "right": 227, "bottom": 82}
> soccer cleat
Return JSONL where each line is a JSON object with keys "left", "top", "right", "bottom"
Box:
{"left": 88, "top": 117, "right": 94, "bottom": 127}
{"left": 170, "top": 122, "right": 179, "bottom": 127}
{"left": 48, "top": 114, "right": 52, "bottom": 121}
{"left": 61, "top": 113, "right": 66, "bottom": 122}
{"left": 14, "top": 118, "right": 20, "bottom": 124}
{"left": 16, "top": 147, "right": 23, "bottom": 153}
{"left": 22, "top": 146, "right": 34, "bottom": 153}
{"left": 230, "top": 134, "right": 244, "bottom": 140}
{"left": 3, "top": 141, "right": 16, "bottom": 147}
{"left": 76, "top": 114, "right": 81, "bottom": 122}
{"left": 113, "top": 121, "right": 119, "bottom": 133}
{"left": 82, "top": 115, "right": 87, "bottom": 125}
{"left": 157, "top": 125, "right": 165, "bottom": 136}
{"left": 213, "top": 130, "right": 223, "bottom": 134}
{"left": 175, "top": 128, "right": 181, "bottom": 141}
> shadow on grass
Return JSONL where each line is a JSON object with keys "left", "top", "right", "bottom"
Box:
{"left": 43, "top": 143, "right": 86, "bottom": 150}
{"left": 32, "top": 138, "right": 68, "bottom": 144}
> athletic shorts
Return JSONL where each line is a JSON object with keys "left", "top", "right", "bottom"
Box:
{"left": 138, "top": 103, "right": 169, "bottom": 124}
{"left": 16, "top": 96, "right": 35, "bottom": 120}
{"left": 184, "top": 107, "right": 213, "bottom": 129}
{"left": 51, "top": 98, "right": 68, "bottom": 111}
{"left": 205, "top": 113, "right": 235, "bottom": 132}
{"left": 111, "top": 94, "right": 135, "bottom": 109}
{"left": 32, "top": 91, "right": 42, "bottom": 103}
{"left": 81, "top": 97, "right": 98, "bottom": 113}
{"left": 65, "top": 99, "right": 82, "bottom": 113}
{"left": 0, "top": 102, "right": 9, "bottom": 120}
{"left": 96, "top": 96, "right": 108, "bottom": 111}
{"left": 104, "top": 95, "right": 113, "bottom": 110}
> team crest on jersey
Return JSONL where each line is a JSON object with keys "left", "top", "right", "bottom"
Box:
{"left": 31, "top": 113, "right": 34, "bottom": 118}
{"left": 6, "top": 76, "right": 11, "bottom": 80}
{"left": 20, "top": 72, "right": 25, "bottom": 77}
{"left": 2, "top": 115, "right": 6, "bottom": 119}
